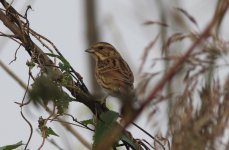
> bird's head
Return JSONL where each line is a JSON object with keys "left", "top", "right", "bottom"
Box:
{"left": 85, "top": 42, "right": 120, "bottom": 61}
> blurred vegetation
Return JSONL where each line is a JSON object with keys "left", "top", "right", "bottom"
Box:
{"left": 0, "top": 0, "right": 229, "bottom": 150}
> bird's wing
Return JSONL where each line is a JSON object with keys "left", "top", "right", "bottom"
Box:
{"left": 98, "top": 58, "right": 134, "bottom": 87}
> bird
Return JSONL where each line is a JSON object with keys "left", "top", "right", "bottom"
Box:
{"left": 85, "top": 42, "right": 135, "bottom": 114}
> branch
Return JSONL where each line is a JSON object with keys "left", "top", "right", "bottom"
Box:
{"left": 0, "top": 1, "right": 144, "bottom": 149}
{"left": 0, "top": 0, "right": 107, "bottom": 115}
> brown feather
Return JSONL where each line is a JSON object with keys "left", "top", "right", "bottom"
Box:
{"left": 86, "top": 42, "right": 134, "bottom": 97}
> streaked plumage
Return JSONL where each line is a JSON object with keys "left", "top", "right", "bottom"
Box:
{"left": 85, "top": 42, "right": 134, "bottom": 99}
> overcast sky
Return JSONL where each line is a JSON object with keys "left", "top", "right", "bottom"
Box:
{"left": 0, "top": 0, "right": 225, "bottom": 149}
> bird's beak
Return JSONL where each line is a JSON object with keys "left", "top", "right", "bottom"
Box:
{"left": 85, "top": 48, "right": 94, "bottom": 53}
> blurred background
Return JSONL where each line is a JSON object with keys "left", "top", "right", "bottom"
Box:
{"left": 0, "top": 0, "right": 227, "bottom": 149}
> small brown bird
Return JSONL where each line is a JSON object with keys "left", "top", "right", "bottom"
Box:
{"left": 85, "top": 42, "right": 135, "bottom": 112}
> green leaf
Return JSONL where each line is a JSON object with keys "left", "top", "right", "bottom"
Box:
{"left": 81, "top": 119, "right": 94, "bottom": 126}
{"left": 29, "top": 76, "right": 62, "bottom": 106}
{"left": 59, "top": 62, "right": 67, "bottom": 72}
{"left": 45, "top": 53, "right": 71, "bottom": 72}
{"left": 93, "top": 111, "right": 119, "bottom": 145}
{"left": 0, "top": 141, "right": 23, "bottom": 150}
{"left": 29, "top": 75, "right": 71, "bottom": 114}
{"left": 93, "top": 111, "right": 141, "bottom": 149}
{"left": 57, "top": 55, "right": 71, "bottom": 72}
{"left": 45, "top": 53, "right": 60, "bottom": 58}
{"left": 58, "top": 56, "right": 70, "bottom": 69}
{"left": 61, "top": 72, "right": 73, "bottom": 85}
{"left": 38, "top": 117, "right": 59, "bottom": 138}
{"left": 46, "top": 127, "right": 59, "bottom": 137}
{"left": 55, "top": 92, "right": 72, "bottom": 115}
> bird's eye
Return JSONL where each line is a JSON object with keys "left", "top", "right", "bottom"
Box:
{"left": 97, "top": 46, "right": 103, "bottom": 50}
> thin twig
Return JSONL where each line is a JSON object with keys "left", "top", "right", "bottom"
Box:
{"left": 9, "top": 44, "right": 21, "bottom": 64}
{"left": 63, "top": 113, "right": 94, "bottom": 131}
{"left": 48, "top": 118, "right": 94, "bottom": 132}
{"left": 44, "top": 107, "right": 92, "bottom": 149}
{"left": 20, "top": 72, "right": 33, "bottom": 150}
{"left": 0, "top": 31, "right": 21, "bottom": 44}
{"left": 132, "top": 122, "right": 165, "bottom": 150}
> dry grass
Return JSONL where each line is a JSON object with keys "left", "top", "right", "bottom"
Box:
{"left": 0, "top": 0, "right": 229, "bottom": 149}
